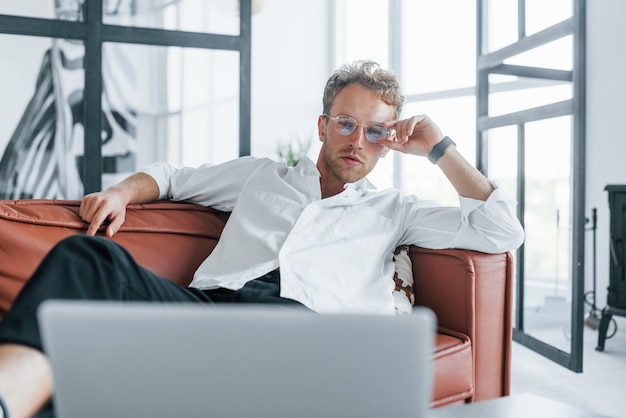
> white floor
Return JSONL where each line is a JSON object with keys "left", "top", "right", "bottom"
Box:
{"left": 511, "top": 315, "right": 626, "bottom": 418}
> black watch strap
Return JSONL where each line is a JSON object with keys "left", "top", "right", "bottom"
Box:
{"left": 427, "top": 136, "right": 456, "bottom": 164}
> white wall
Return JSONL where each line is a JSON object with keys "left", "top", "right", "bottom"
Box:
{"left": 585, "top": 0, "right": 626, "bottom": 308}
{"left": 250, "top": 0, "right": 330, "bottom": 160}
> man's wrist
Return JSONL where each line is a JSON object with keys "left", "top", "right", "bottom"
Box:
{"left": 427, "top": 136, "right": 456, "bottom": 164}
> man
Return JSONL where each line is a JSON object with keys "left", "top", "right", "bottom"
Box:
{"left": 0, "top": 60, "right": 524, "bottom": 418}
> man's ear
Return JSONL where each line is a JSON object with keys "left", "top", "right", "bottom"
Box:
{"left": 317, "top": 115, "right": 326, "bottom": 143}
{"left": 380, "top": 147, "right": 390, "bottom": 158}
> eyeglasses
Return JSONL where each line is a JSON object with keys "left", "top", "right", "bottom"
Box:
{"left": 323, "top": 114, "right": 393, "bottom": 143}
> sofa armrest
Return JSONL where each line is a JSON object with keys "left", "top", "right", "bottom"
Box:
{"left": 0, "top": 199, "right": 228, "bottom": 318}
{"left": 409, "top": 246, "right": 514, "bottom": 402}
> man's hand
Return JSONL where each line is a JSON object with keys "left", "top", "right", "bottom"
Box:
{"left": 377, "top": 115, "right": 444, "bottom": 157}
{"left": 78, "top": 172, "right": 161, "bottom": 237}
{"left": 79, "top": 191, "right": 129, "bottom": 237}
{"left": 377, "top": 114, "right": 495, "bottom": 201}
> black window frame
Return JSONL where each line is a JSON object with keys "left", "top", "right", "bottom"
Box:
{"left": 476, "top": 0, "right": 586, "bottom": 372}
{"left": 0, "top": 0, "right": 251, "bottom": 194}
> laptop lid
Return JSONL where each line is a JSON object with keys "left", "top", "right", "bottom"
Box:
{"left": 38, "top": 301, "right": 435, "bottom": 418}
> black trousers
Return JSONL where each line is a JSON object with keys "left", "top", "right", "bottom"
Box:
{"left": 0, "top": 235, "right": 304, "bottom": 418}
{"left": 0, "top": 235, "right": 303, "bottom": 351}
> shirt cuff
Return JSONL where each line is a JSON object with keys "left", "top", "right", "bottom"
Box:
{"left": 458, "top": 179, "right": 517, "bottom": 225}
{"left": 139, "top": 162, "right": 172, "bottom": 201}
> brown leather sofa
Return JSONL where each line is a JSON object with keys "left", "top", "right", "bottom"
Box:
{"left": 0, "top": 199, "right": 514, "bottom": 408}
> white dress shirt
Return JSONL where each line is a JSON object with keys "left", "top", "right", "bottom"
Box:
{"left": 142, "top": 156, "right": 524, "bottom": 314}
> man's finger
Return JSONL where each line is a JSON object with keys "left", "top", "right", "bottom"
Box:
{"left": 85, "top": 210, "right": 109, "bottom": 236}
{"left": 106, "top": 215, "right": 125, "bottom": 238}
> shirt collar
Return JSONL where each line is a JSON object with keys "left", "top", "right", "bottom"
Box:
{"left": 344, "top": 177, "right": 377, "bottom": 193}
{"left": 294, "top": 157, "right": 321, "bottom": 177}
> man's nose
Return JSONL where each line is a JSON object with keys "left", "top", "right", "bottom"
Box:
{"left": 347, "top": 126, "right": 366, "bottom": 148}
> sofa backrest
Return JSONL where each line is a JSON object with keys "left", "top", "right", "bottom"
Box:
{"left": 0, "top": 199, "right": 229, "bottom": 318}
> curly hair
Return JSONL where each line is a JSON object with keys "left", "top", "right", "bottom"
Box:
{"left": 322, "top": 60, "right": 404, "bottom": 119}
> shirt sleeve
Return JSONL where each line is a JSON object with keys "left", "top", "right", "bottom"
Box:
{"left": 400, "top": 179, "right": 524, "bottom": 253}
{"left": 140, "top": 156, "right": 272, "bottom": 212}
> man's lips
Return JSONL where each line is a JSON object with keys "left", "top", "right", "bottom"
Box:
{"left": 341, "top": 154, "right": 363, "bottom": 166}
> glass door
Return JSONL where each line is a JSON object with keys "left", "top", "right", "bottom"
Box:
{"left": 477, "top": 0, "right": 586, "bottom": 371}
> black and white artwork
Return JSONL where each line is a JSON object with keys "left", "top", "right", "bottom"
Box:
{"left": 0, "top": 0, "right": 137, "bottom": 199}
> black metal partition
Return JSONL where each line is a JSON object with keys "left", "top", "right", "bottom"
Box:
{"left": 476, "top": 0, "right": 586, "bottom": 371}
{"left": 0, "top": 1, "right": 251, "bottom": 195}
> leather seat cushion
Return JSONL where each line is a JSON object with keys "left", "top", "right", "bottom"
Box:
{"left": 431, "top": 327, "right": 473, "bottom": 407}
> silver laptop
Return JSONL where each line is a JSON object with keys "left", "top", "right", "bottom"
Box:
{"left": 38, "top": 301, "right": 436, "bottom": 418}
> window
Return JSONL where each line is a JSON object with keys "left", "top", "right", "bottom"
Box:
{"left": 333, "top": 0, "right": 477, "bottom": 204}
{"left": 335, "top": 0, "right": 586, "bottom": 371}
{"left": 0, "top": 0, "right": 251, "bottom": 198}
{"left": 478, "top": 0, "right": 586, "bottom": 372}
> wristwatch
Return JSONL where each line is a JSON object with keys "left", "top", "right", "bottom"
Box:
{"left": 427, "top": 136, "right": 456, "bottom": 164}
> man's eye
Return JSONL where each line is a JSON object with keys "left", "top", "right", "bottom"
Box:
{"left": 367, "top": 126, "right": 385, "bottom": 138}
{"left": 338, "top": 121, "right": 355, "bottom": 131}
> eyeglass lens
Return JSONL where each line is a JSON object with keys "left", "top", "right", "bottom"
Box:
{"left": 329, "top": 115, "right": 389, "bottom": 143}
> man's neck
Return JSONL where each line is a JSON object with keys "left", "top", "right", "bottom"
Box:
{"left": 320, "top": 180, "right": 344, "bottom": 199}
{"left": 316, "top": 160, "right": 346, "bottom": 199}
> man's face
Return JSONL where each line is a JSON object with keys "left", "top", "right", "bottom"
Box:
{"left": 317, "top": 83, "right": 395, "bottom": 188}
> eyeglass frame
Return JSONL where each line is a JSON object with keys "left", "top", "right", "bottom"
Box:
{"left": 322, "top": 114, "right": 395, "bottom": 143}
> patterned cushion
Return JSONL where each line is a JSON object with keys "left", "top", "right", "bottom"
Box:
{"left": 392, "top": 245, "right": 415, "bottom": 314}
